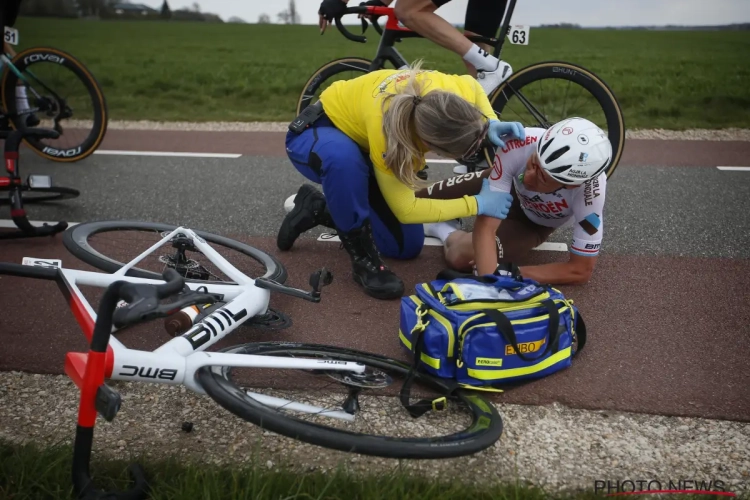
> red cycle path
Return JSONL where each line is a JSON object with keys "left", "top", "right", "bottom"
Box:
{"left": 2, "top": 130, "right": 749, "bottom": 423}
{"left": 1, "top": 233, "right": 748, "bottom": 422}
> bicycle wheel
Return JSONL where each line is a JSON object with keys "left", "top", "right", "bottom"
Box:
{"left": 1, "top": 46, "right": 108, "bottom": 163}
{"left": 490, "top": 61, "right": 625, "bottom": 180}
{"left": 196, "top": 341, "right": 504, "bottom": 459}
{"left": 62, "top": 220, "right": 287, "bottom": 284}
{"left": 297, "top": 57, "right": 372, "bottom": 115}
{"left": 0, "top": 184, "right": 79, "bottom": 204}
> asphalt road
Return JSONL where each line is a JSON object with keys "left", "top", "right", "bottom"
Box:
{"left": 1, "top": 131, "right": 749, "bottom": 422}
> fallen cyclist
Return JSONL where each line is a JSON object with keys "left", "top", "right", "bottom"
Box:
{"left": 277, "top": 62, "right": 524, "bottom": 300}
{"left": 420, "top": 117, "right": 612, "bottom": 285}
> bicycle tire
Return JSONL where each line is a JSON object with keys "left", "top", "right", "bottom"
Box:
{"left": 1, "top": 46, "right": 108, "bottom": 163}
{"left": 490, "top": 61, "right": 625, "bottom": 180}
{"left": 297, "top": 57, "right": 372, "bottom": 115}
{"left": 62, "top": 220, "right": 287, "bottom": 283}
{"left": 0, "top": 185, "right": 79, "bottom": 204}
{"left": 196, "top": 341, "right": 504, "bottom": 459}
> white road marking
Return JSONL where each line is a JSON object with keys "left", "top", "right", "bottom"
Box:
{"left": 94, "top": 150, "right": 242, "bottom": 158}
{"left": 425, "top": 158, "right": 458, "bottom": 164}
{"left": 716, "top": 166, "right": 750, "bottom": 171}
{"left": 316, "top": 233, "right": 567, "bottom": 252}
{"left": 0, "top": 219, "right": 568, "bottom": 252}
{"left": 0, "top": 219, "right": 80, "bottom": 228}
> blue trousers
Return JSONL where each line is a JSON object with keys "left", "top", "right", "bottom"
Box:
{"left": 285, "top": 116, "right": 424, "bottom": 259}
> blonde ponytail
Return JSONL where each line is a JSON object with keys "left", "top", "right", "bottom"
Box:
{"left": 381, "top": 59, "right": 487, "bottom": 190}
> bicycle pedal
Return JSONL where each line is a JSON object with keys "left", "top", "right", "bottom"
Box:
{"left": 95, "top": 384, "right": 122, "bottom": 422}
{"left": 309, "top": 267, "right": 333, "bottom": 291}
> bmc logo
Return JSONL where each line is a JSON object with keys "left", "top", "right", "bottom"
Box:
{"left": 118, "top": 365, "right": 178, "bottom": 380}
{"left": 585, "top": 243, "right": 601, "bottom": 250}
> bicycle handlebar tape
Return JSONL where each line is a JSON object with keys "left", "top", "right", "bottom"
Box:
{"left": 72, "top": 278, "right": 150, "bottom": 500}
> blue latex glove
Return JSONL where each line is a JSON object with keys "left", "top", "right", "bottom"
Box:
{"left": 487, "top": 120, "right": 525, "bottom": 149}
{"left": 474, "top": 178, "right": 513, "bottom": 219}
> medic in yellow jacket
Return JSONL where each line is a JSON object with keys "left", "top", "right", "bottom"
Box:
{"left": 278, "top": 60, "right": 525, "bottom": 300}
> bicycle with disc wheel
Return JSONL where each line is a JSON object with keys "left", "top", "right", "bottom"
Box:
{"left": 0, "top": 126, "right": 79, "bottom": 239}
{"left": 0, "top": 221, "right": 504, "bottom": 499}
{"left": 1, "top": 25, "right": 108, "bottom": 162}
{"left": 297, "top": 0, "right": 625, "bottom": 180}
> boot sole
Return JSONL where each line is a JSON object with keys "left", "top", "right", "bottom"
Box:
{"left": 276, "top": 185, "right": 318, "bottom": 251}
{"left": 352, "top": 274, "right": 404, "bottom": 300}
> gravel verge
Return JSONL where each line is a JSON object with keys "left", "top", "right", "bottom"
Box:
{"left": 61, "top": 119, "right": 750, "bottom": 141}
{"left": 1, "top": 371, "right": 748, "bottom": 496}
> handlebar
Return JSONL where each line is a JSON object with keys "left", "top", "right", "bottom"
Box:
{"left": 0, "top": 127, "right": 71, "bottom": 240}
{"left": 333, "top": 5, "right": 388, "bottom": 43}
{"left": 72, "top": 268, "right": 223, "bottom": 499}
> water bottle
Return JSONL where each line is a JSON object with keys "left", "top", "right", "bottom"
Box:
{"left": 164, "top": 301, "right": 225, "bottom": 337}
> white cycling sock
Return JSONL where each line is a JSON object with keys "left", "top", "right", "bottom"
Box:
{"left": 424, "top": 220, "right": 461, "bottom": 243}
{"left": 16, "top": 86, "right": 30, "bottom": 112}
{"left": 462, "top": 44, "right": 499, "bottom": 72}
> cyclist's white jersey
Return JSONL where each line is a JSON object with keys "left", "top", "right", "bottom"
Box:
{"left": 487, "top": 127, "right": 607, "bottom": 257}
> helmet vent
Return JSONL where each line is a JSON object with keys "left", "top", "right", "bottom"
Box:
{"left": 544, "top": 145, "right": 570, "bottom": 164}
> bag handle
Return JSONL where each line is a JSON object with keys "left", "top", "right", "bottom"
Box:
{"left": 481, "top": 299, "right": 562, "bottom": 362}
{"left": 399, "top": 304, "right": 456, "bottom": 418}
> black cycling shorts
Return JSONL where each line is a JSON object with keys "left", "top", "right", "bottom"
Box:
{"left": 431, "top": 0, "right": 508, "bottom": 38}
{"left": 1, "top": 0, "right": 22, "bottom": 28}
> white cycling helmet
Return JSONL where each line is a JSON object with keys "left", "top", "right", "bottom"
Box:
{"left": 536, "top": 117, "right": 612, "bottom": 185}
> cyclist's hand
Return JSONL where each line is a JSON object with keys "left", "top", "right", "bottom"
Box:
{"left": 319, "top": 0, "right": 348, "bottom": 33}
{"left": 474, "top": 178, "right": 513, "bottom": 219}
{"left": 487, "top": 120, "right": 525, "bottom": 149}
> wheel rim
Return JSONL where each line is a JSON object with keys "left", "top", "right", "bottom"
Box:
{"left": 297, "top": 58, "right": 371, "bottom": 114}
{"left": 199, "top": 342, "right": 503, "bottom": 459}
{"left": 491, "top": 63, "right": 625, "bottom": 178}
{"left": 63, "top": 221, "right": 284, "bottom": 283}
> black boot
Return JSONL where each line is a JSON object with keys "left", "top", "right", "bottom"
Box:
{"left": 277, "top": 184, "right": 335, "bottom": 251}
{"left": 338, "top": 220, "right": 404, "bottom": 300}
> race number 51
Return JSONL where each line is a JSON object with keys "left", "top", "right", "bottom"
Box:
{"left": 4, "top": 26, "right": 19, "bottom": 45}
{"left": 507, "top": 25, "right": 529, "bottom": 45}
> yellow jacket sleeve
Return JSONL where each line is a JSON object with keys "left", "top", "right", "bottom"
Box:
{"left": 371, "top": 161, "right": 478, "bottom": 224}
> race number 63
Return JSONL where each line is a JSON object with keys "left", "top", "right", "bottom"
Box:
{"left": 507, "top": 25, "right": 529, "bottom": 45}
{"left": 4, "top": 26, "right": 19, "bottom": 45}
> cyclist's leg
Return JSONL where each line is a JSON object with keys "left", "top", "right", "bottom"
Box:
{"left": 1, "top": 1, "right": 37, "bottom": 127}
{"left": 461, "top": 0, "right": 508, "bottom": 77}
{"left": 394, "top": 0, "right": 508, "bottom": 93}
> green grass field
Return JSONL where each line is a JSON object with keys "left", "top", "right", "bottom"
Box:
{"left": 1, "top": 439, "right": 608, "bottom": 500}
{"left": 10, "top": 17, "right": 750, "bottom": 128}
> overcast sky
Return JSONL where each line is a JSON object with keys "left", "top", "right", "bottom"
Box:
{"left": 139, "top": 0, "right": 749, "bottom": 26}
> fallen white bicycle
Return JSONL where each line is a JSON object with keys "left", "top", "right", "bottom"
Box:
{"left": 0, "top": 220, "right": 504, "bottom": 499}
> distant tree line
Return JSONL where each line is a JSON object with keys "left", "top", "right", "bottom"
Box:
{"left": 17, "top": 0, "right": 225, "bottom": 22}
{"left": 257, "top": 0, "right": 300, "bottom": 24}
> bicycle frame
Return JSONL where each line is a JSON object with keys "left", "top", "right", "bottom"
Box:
{"left": 334, "top": 0, "right": 517, "bottom": 70}
{"left": 0, "top": 226, "right": 365, "bottom": 421}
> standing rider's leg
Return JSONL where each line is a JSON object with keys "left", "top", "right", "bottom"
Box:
{"left": 394, "top": 0, "right": 511, "bottom": 94}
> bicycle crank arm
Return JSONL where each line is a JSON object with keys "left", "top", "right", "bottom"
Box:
{"left": 254, "top": 268, "right": 333, "bottom": 303}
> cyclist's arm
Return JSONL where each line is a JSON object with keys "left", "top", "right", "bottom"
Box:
{"left": 519, "top": 177, "right": 607, "bottom": 285}
{"left": 473, "top": 214, "right": 501, "bottom": 275}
